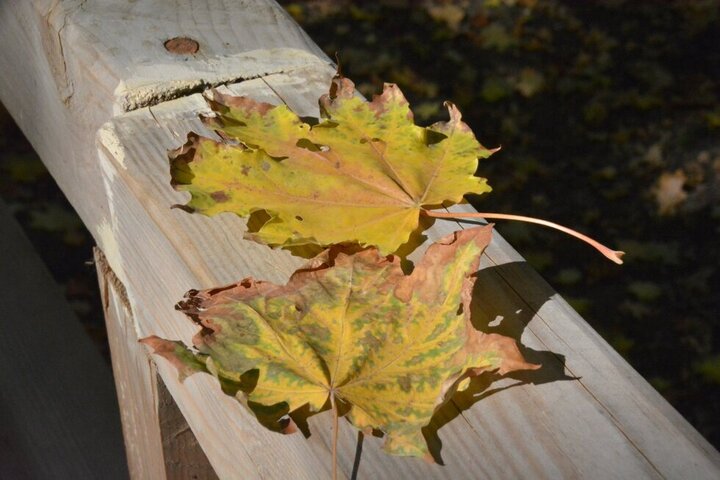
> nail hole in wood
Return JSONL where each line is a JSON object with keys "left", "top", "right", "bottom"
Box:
{"left": 164, "top": 37, "right": 199, "bottom": 55}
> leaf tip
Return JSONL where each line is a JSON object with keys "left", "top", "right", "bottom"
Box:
{"left": 168, "top": 132, "right": 204, "bottom": 199}
{"left": 206, "top": 89, "right": 276, "bottom": 118}
{"left": 327, "top": 74, "right": 356, "bottom": 101}
{"left": 443, "top": 101, "right": 462, "bottom": 123}
{"left": 484, "top": 145, "right": 502, "bottom": 158}
{"left": 140, "top": 336, "right": 205, "bottom": 382}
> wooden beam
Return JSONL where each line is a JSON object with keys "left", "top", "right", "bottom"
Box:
{"left": 95, "top": 248, "right": 217, "bottom": 479}
{"left": 1, "top": 1, "right": 719, "bottom": 478}
{"left": 0, "top": 199, "right": 127, "bottom": 479}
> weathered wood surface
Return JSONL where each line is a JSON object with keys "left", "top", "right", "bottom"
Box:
{"left": 0, "top": 0, "right": 327, "bottom": 234}
{"left": 95, "top": 248, "right": 217, "bottom": 479}
{"left": 0, "top": 199, "right": 128, "bottom": 479}
{"left": 1, "top": 0, "right": 720, "bottom": 478}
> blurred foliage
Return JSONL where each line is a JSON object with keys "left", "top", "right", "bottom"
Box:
{"left": 0, "top": 103, "right": 107, "bottom": 359}
{"left": 279, "top": 0, "right": 720, "bottom": 447}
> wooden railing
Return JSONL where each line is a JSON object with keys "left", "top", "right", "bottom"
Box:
{"left": 2, "top": 1, "right": 719, "bottom": 478}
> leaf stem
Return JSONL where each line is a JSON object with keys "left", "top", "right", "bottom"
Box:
{"left": 423, "top": 210, "right": 625, "bottom": 264}
{"left": 330, "top": 391, "right": 339, "bottom": 480}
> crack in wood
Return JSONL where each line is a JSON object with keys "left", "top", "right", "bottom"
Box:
{"left": 121, "top": 61, "right": 332, "bottom": 112}
{"left": 94, "top": 247, "right": 131, "bottom": 313}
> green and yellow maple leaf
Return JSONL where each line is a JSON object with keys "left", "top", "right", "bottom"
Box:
{"left": 142, "top": 225, "right": 537, "bottom": 458}
{"left": 170, "top": 75, "right": 495, "bottom": 254}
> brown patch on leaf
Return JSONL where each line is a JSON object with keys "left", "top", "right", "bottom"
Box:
{"left": 210, "top": 191, "right": 229, "bottom": 202}
{"left": 206, "top": 90, "right": 275, "bottom": 116}
{"left": 395, "top": 226, "right": 493, "bottom": 304}
{"left": 140, "top": 336, "right": 205, "bottom": 381}
{"left": 319, "top": 75, "right": 357, "bottom": 116}
{"left": 368, "top": 83, "right": 411, "bottom": 119}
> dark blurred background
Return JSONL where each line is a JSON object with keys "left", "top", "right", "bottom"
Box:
{"left": 1, "top": 0, "right": 718, "bottom": 449}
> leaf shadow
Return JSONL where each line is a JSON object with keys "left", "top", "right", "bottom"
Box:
{"left": 421, "top": 261, "right": 577, "bottom": 465}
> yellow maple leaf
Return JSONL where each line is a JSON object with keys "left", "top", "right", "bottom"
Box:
{"left": 142, "top": 225, "right": 537, "bottom": 459}
{"left": 170, "top": 76, "right": 495, "bottom": 254}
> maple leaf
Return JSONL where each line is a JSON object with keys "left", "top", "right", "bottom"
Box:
{"left": 170, "top": 75, "right": 495, "bottom": 254}
{"left": 142, "top": 225, "right": 538, "bottom": 458}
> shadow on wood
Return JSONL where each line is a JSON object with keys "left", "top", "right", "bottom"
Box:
{"left": 423, "top": 261, "right": 575, "bottom": 464}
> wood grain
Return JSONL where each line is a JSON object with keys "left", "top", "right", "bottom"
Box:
{"left": 0, "top": 0, "right": 330, "bottom": 234}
